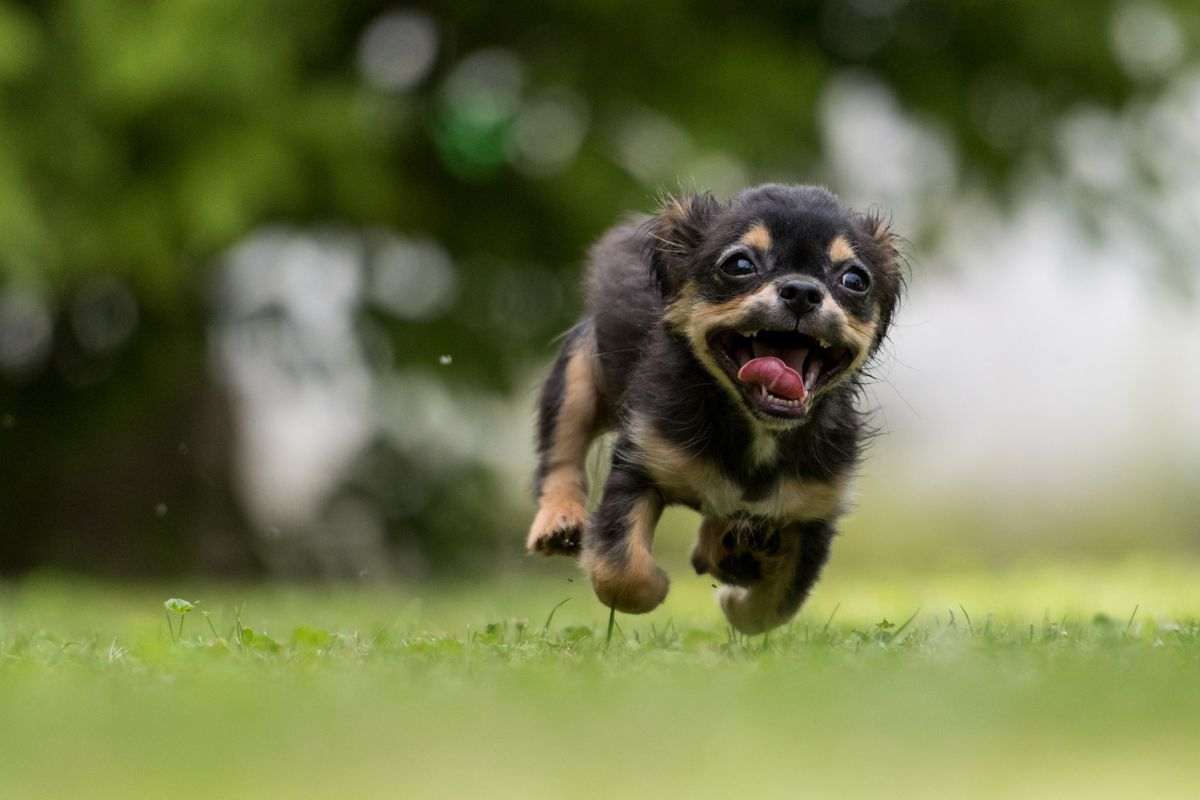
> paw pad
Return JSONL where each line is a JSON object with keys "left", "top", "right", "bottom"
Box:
{"left": 532, "top": 523, "right": 582, "bottom": 555}
{"left": 697, "top": 514, "right": 786, "bottom": 587}
{"left": 527, "top": 502, "right": 587, "bottom": 556}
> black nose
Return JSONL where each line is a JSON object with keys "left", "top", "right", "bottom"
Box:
{"left": 777, "top": 279, "right": 825, "bottom": 315}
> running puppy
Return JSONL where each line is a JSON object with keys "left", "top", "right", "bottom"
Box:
{"left": 526, "top": 184, "right": 903, "bottom": 633}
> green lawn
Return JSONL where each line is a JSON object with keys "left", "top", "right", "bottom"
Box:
{"left": 3, "top": 557, "right": 1200, "bottom": 799}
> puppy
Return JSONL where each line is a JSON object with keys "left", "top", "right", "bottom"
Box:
{"left": 526, "top": 184, "right": 902, "bottom": 633}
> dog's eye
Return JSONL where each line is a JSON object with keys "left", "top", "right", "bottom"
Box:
{"left": 719, "top": 253, "right": 756, "bottom": 277}
{"left": 840, "top": 267, "right": 870, "bottom": 293}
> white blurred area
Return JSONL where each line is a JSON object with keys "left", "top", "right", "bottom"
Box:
{"left": 870, "top": 200, "right": 1200, "bottom": 502}
{"left": 820, "top": 68, "right": 1200, "bottom": 507}
{"left": 212, "top": 229, "right": 375, "bottom": 533}
{"left": 211, "top": 227, "right": 475, "bottom": 574}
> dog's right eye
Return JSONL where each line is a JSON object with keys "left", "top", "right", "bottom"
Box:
{"left": 719, "top": 253, "right": 756, "bottom": 277}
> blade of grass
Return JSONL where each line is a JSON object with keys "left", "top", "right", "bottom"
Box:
{"left": 1125, "top": 604, "right": 1140, "bottom": 635}
{"left": 821, "top": 603, "right": 841, "bottom": 635}
{"left": 884, "top": 609, "right": 921, "bottom": 644}
{"left": 542, "top": 598, "right": 572, "bottom": 634}
{"left": 201, "top": 611, "right": 223, "bottom": 643}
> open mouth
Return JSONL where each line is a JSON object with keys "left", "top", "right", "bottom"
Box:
{"left": 709, "top": 328, "right": 854, "bottom": 418}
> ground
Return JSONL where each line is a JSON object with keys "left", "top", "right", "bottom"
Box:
{"left": 3, "top": 556, "right": 1200, "bottom": 799}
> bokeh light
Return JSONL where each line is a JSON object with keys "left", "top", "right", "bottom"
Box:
{"left": 0, "top": 286, "right": 52, "bottom": 379}
{"left": 1110, "top": 1, "right": 1185, "bottom": 80}
{"left": 369, "top": 236, "right": 458, "bottom": 321}
{"left": 356, "top": 8, "right": 439, "bottom": 92}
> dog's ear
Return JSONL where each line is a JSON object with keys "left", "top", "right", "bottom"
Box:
{"left": 857, "top": 209, "right": 905, "bottom": 348}
{"left": 647, "top": 192, "right": 724, "bottom": 298}
{"left": 861, "top": 211, "right": 901, "bottom": 273}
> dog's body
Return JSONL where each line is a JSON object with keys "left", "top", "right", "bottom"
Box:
{"left": 527, "top": 184, "right": 902, "bottom": 633}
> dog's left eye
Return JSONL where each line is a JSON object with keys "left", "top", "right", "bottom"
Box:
{"left": 840, "top": 267, "right": 870, "bottom": 293}
{"left": 719, "top": 253, "right": 756, "bottom": 277}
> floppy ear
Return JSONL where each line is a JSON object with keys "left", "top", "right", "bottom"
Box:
{"left": 647, "top": 192, "right": 723, "bottom": 298}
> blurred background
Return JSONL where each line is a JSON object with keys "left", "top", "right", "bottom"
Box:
{"left": 0, "top": 0, "right": 1197, "bottom": 580}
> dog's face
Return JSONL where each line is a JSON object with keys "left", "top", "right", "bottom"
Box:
{"left": 653, "top": 185, "right": 902, "bottom": 428}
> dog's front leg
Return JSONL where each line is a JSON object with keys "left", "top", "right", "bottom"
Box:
{"left": 526, "top": 324, "right": 599, "bottom": 556}
{"left": 582, "top": 446, "right": 668, "bottom": 614}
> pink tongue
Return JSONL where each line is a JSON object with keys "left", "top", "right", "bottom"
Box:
{"left": 736, "top": 356, "right": 806, "bottom": 401}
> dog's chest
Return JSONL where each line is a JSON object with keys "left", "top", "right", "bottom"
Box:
{"left": 665, "top": 463, "right": 843, "bottom": 521}
{"left": 632, "top": 419, "right": 845, "bottom": 522}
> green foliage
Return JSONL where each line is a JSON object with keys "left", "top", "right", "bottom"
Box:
{"left": 2, "top": 0, "right": 1193, "bottom": 391}
{"left": 289, "top": 624, "right": 334, "bottom": 650}
{"left": 237, "top": 625, "right": 281, "bottom": 653}
{"left": 3, "top": 0, "right": 1190, "bottom": 320}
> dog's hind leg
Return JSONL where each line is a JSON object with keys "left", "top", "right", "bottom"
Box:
{"left": 718, "top": 520, "right": 834, "bottom": 634}
{"left": 526, "top": 322, "right": 601, "bottom": 556}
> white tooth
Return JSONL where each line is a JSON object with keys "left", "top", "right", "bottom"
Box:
{"left": 819, "top": 338, "right": 831, "bottom": 349}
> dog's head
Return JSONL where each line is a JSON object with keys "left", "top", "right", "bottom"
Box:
{"left": 651, "top": 184, "right": 903, "bottom": 428}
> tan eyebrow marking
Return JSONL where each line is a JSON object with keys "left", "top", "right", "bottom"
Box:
{"left": 739, "top": 222, "right": 772, "bottom": 252}
{"left": 828, "top": 235, "right": 856, "bottom": 263}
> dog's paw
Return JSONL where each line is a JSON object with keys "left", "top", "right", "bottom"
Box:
{"left": 527, "top": 500, "right": 587, "bottom": 556}
{"left": 719, "top": 584, "right": 786, "bottom": 635}
{"left": 586, "top": 557, "right": 669, "bottom": 614}
{"left": 691, "top": 515, "right": 784, "bottom": 587}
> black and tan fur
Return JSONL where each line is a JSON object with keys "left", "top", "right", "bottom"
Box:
{"left": 527, "top": 184, "right": 903, "bottom": 633}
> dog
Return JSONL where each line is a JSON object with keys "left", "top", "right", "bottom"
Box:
{"left": 526, "top": 184, "right": 902, "bottom": 633}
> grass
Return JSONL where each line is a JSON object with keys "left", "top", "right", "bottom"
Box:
{"left": 3, "top": 556, "right": 1200, "bottom": 799}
